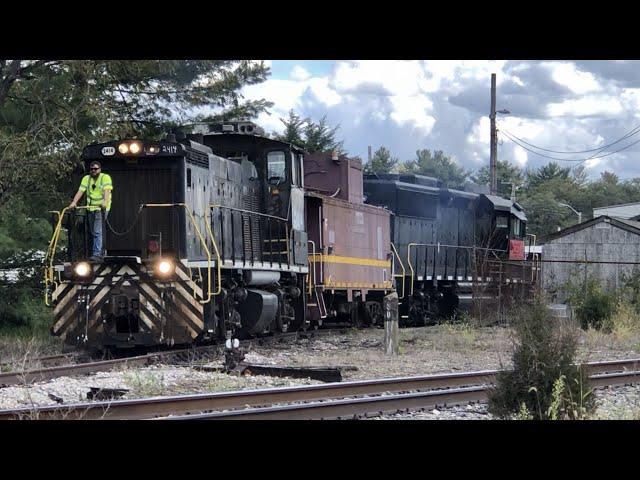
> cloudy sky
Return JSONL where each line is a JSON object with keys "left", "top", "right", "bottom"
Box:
{"left": 240, "top": 60, "right": 640, "bottom": 180}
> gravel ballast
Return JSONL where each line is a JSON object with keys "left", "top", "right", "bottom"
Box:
{"left": 1, "top": 325, "right": 639, "bottom": 418}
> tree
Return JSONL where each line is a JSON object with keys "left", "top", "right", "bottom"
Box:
{"left": 0, "top": 60, "right": 273, "bottom": 209}
{"left": 472, "top": 160, "right": 524, "bottom": 197}
{"left": 364, "top": 146, "right": 399, "bottom": 175}
{"left": 275, "top": 110, "right": 306, "bottom": 147}
{"left": 526, "top": 162, "right": 571, "bottom": 190}
{"left": 274, "top": 111, "right": 345, "bottom": 154}
{"left": 401, "top": 149, "right": 469, "bottom": 188}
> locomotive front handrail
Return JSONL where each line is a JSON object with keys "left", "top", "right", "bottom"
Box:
{"left": 143, "top": 203, "right": 213, "bottom": 304}
{"left": 44, "top": 206, "right": 93, "bottom": 306}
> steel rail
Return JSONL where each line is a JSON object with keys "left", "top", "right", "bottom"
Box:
{"left": 3, "top": 358, "right": 640, "bottom": 420}
{"left": 0, "top": 354, "right": 163, "bottom": 387}
{"left": 166, "top": 386, "right": 489, "bottom": 420}
{"left": 0, "top": 370, "right": 498, "bottom": 420}
{"left": 0, "top": 329, "right": 337, "bottom": 389}
{"left": 0, "top": 352, "right": 80, "bottom": 371}
{"left": 167, "top": 369, "right": 640, "bottom": 421}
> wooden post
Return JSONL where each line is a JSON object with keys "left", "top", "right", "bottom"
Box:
{"left": 383, "top": 292, "right": 399, "bottom": 355}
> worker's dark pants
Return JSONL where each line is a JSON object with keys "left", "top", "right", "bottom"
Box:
{"left": 88, "top": 210, "right": 108, "bottom": 257}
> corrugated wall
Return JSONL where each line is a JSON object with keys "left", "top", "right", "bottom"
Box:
{"left": 542, "top": 221, "right": 640, "bottom": 300}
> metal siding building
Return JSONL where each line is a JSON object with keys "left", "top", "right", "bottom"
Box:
{"left": 593, "top": 202, "right": 640, "bottom": 220}
{"left": 542, "top": 216, "right": 640, "bottom": 301}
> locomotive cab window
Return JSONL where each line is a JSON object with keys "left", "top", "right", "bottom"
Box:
{"left": 291, "top": 151, "right": 299, "bottom": 186}
{"left": 267, "top": 151, "right": 286, "bottom": 185}
{"left": 496, "top": 215, "right": 508, "bottom": 229}
{"left": 298, "top": 154, "right": 305, "bottom": 187}
{"left": 511, "top": 218, "right": 521, "bottom": 237}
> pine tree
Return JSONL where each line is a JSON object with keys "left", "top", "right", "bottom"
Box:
{"left": 364, "top": 146, "right": 399, "bottom": 174}
{"left": 401, "top": 149, "right": 469, "bottom": 188}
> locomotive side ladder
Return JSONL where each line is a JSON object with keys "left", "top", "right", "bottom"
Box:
{"left": 307, "top": 241, "right": 327, "bottom": 319}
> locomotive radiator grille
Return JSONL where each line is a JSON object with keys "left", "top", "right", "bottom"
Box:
{"left": 241, "top": 194, "right": 262, "bottom": 263}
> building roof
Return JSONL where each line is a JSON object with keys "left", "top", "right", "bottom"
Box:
{"left": 593, "top": 201, "right": 640, "bottom": 220}
{"left": 542, "top": 215, "right": 640, "bottom": 243}
{"left": 482, "top": 194, "right": 512, "bottom": 211}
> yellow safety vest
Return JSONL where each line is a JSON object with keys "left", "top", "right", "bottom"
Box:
{"left": 79, "top": 173, "right": 113, "bottom": 212}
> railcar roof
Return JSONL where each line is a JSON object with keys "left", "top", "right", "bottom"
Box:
{"left": 365, "top": 176, "right": 479, "bottom": 200}
{"left": 201, "top": 132, "right": 307, "bottom": 154}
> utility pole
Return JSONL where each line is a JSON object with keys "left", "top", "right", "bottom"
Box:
{"left": 368, "top": 145, "right": 372, "bottom": 163}
{"left": 489, "top": 73, "right": 498, "bottom": 196}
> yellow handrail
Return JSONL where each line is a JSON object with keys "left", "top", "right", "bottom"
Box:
{"left": 44, "top": 206, "right": 92, "bottom": 306}
{"left": 202, "top": 208, "right": 222, "bottom": 296}
{"left": 407, "top": 242, "right": 417, "bottom": 296}
{"left": 143, "top": 203, "right": 212, "bottom": 304}
{"left": 390, "top": 242, "right": 405, "bottom": 299}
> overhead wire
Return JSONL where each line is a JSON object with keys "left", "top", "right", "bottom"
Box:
{"left": 500, "top": 129, "right": 640, "bottom": 163}
{"left": 500, "top": 122, "right": 640, "bottom": 154}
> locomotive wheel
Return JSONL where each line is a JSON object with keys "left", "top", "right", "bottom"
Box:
{"left": 362, "top": 301, "right": 383, "bottom": 327}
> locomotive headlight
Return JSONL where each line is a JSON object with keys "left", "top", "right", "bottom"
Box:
{"left": 74, "top": 261, "right": 92, "bottom": 277}
{"left": 156, "top": 259, "right": 174, "bottom": 276}
{"left": 129, "top": 142, "right": 141, "bottom": 154}
{"left": 118, "top": 143, "right": 129, "bottom": 154}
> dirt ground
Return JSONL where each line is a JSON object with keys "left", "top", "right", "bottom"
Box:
{"left": 240, "top": 323, "right": 640, "bottom": 381}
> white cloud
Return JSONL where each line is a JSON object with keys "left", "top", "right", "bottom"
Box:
{"left": 290, "top": 65, "right": 311, "bottom": 81}
{"left": 304, "top": 78, "right": 341, "bottom": 107}
{"left": 388, "top": 95, "right": 435, "bottom": 132}
{"left": 513, "top": 145, "right": 528, "bottom": 167}
{"left": 547, "top": 95, "right": 623, "bottom": 117}
{"left": 550, "top": 62, "right": 601, "bottom": 95}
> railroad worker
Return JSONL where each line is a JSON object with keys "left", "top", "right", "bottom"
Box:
{"left": 68, "top": 160, "right": 113, "bottom": 261}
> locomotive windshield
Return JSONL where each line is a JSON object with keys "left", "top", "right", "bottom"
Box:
{"left": 267, "top": 151, "right": 286, "bottom": 185}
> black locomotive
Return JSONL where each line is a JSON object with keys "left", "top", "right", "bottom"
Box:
{"left": 363, "top": 173, "right": 531, "bottom": 325}
{"left": 44, "top": 120, "right": 532, "bottom": 350}
{"left": 45, "top": 122, "right": 393, "bottom": 349}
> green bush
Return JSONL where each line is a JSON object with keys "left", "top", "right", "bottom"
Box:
{"left": 565, "top": 278, "right": 617, "bottom": 330}
{"left": 488, "top": 301, "right": 594, "bottom": 420}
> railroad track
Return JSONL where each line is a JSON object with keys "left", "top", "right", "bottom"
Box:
{"left": 0, "top": 328, "right": 340, "bottom": 388}
{"left": 0, "top": 352, "right": 80, "bottom": 370}
{"left": 1, "top": 358, "right": 639, "bottom": 420}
